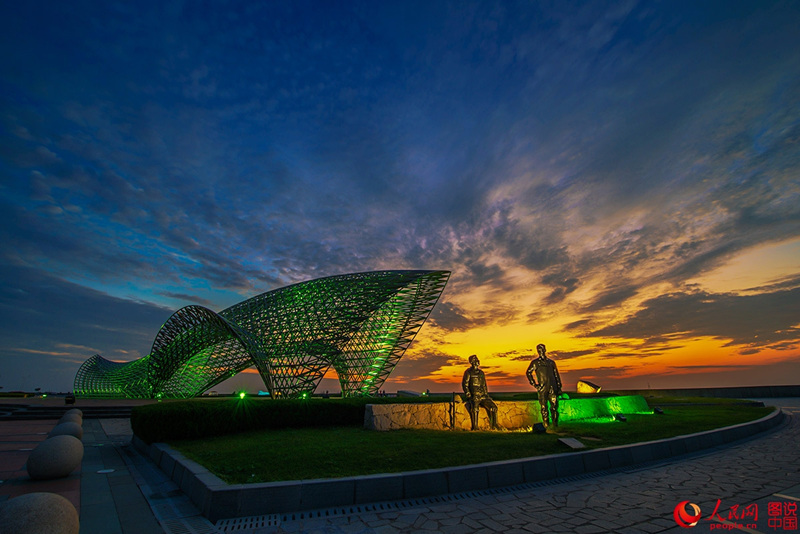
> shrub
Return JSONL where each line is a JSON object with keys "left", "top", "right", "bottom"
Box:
{"left": 131, "top": 396, "right": 448, "bottom": 443}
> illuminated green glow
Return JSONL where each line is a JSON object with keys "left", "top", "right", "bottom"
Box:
{"left": 558, "top": 395, "right": 653, "bottom": 423}
{"left": 74, "top": 270, "right": 450, "bottom": 399}
{"left": 239, "top": 391, "right": 246, "bottom": 399}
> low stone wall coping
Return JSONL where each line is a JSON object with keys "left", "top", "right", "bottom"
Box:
{"left": 132, "top": 408, "right": 786, "bottom": 522}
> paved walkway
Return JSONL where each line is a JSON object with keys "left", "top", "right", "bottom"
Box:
{"left": 79, "top": 418, "right": 162, "bottom": 534}
{"left": 2, "top": 399, "right": 798, "bottom": 533}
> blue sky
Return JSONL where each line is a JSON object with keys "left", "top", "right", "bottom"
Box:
{"left": 1, "top": 1, "right": 799, "bottom": 393}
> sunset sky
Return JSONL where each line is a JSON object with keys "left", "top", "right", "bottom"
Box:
{"left": 1, "top": 1, "right": 798, "bottom": 394}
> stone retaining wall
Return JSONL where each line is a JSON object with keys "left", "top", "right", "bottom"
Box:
{"left": 363, "top": 400, "right": 539, "bottom": 431}
{"left": 364, "top": 395, "right": 653, "bottom": 431}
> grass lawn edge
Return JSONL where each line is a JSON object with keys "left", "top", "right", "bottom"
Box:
{"left": 162, "top": 400, "right": 778, "bottom": 485}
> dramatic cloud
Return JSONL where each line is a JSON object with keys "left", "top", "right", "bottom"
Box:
{"left": 388, "top": 350, "right": 463, "bottom": 383}
{"left": 587, "top": 287, "right": 800, "bottom": 350}
{"left": 428, "top": 302, "right": 476, "bottom": 332}
{"left": 1, "top": 1, "right": 798, "bottom": 392}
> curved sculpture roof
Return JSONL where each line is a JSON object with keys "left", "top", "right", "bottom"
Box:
{"left": 74, "top": 270, "right": 450, "bottom": 398}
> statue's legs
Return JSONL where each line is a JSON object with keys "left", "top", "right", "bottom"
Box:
{"left": 538, "top": 390, "right": 551, "bottom": 426}
{"left": 550, "top": 393, "right": 559, "bottom": 427}
{"left": 481, "top": 397, "right": 499, "bottom": 430}
{"left": 467, "top": 401, "right": 480, "bottom": 430}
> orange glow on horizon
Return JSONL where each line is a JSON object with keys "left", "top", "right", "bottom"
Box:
{"left": 218, "top": 238, "right": 800, "bottom": 395}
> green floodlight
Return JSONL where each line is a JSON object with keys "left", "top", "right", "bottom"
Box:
{"left": 239, "top": 391, "right": 246, "bottom": 399}
{"left": 300, "top": 391, "right": 309, "bottom": 400}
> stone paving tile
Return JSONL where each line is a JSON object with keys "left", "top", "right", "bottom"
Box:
{"left": 563, "top": 518, "right": 585, "bottom": 528}
{"left": 650, "top": 517, "right": 678, "bottom": 529}
{"left": 389, "top": 514, "right": 417, "bottom": 526}
{"left": 617, "top": 527, "right": 651, "bottom": 534}
{"left": 440, "top": 524, "right": 474, "bottom": 534}
{"left": 410, "top": 514, "right": 428, "bottom": 529}
{"left": 341, "top": 522, "right": 372, "bottom": 533}
{"left": 545, "top": 509, "right": 573, "bottom": 520}
{"left": 463, "top": 511, "right": 490, "bottom": 523}
{"left": 363, "top": 518, "right": 391, "bottom": 527}
{"left": 422, "top": 511, "right": 450, "bottom": 520}
{"left": 590, "top": 518, "right": 624, "bottom": 531}
{"left": 538, "top": 515, "right": 566, "bottom": 527}
{"left": 467, "top": 516, "right": 494, "bottom": 530}
{"left": 477, "top": 517, "right": 507, "bottom": 531}
{"left": 634, "top": 520, "right": 668, "bottom": 533}
{"left": 418, "top": 519, "right": 440, "bottom": 530}
{"left": 544, "top": 524, "right": 575, "bottom": 533}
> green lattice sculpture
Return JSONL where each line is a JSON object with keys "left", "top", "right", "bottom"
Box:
{"left": 74, "top": 270, "right": 450, "bottom": 398}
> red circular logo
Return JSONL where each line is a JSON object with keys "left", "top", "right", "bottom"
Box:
{"left": 674, "top": 501, "right": 702, "bottom": 528}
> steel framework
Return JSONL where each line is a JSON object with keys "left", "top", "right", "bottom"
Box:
{"left": 74, "top": 270, "right": 450, "bottom": 398}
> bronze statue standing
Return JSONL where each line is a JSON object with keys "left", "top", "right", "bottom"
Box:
{"left": 526, "top": 344, "right": 562, "bottom": 427}
{"left": 462, "top": 355, "right": 499, "bottom": 430}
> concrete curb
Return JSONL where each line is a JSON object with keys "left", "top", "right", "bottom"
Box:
{"left": 132, "top": 408, "right": 786, "bottom": 522}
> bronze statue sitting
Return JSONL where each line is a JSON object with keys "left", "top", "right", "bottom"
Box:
{"left": 462, "top": 355, "right": 500, "bottom": 430}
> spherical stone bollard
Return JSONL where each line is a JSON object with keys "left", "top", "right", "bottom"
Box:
{"left": 0, "top": 492, "right": 79, "bottom": 534}
{"left": 59, "top": 412, "right": 82, "bottom": 425}
{"left": 65, "top": 408, "right": 82, "bottom": 417}
{"left": 49, "top": 421, "right": 83, "bottom": 440}
{"left": 26, "top": 435, "right": 84, "bottom": 480}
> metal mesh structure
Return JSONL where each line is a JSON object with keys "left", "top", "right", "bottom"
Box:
{"left": 74, "top": 270, "right": 450, "bottom": 398}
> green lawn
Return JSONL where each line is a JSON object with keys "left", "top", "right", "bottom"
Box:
{"left": 169, "top": 399, "right": 773, "bottom": 484}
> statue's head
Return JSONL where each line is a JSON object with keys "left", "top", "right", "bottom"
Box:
{"left": 468, "top": 354, "right": 479, "bottom": 366}
{"left": 536, "top": 344, "right": 547, "bottom": 357}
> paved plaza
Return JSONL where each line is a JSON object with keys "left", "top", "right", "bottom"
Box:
{"left": 1, "top": 399, "right": 798, "bottom": 533}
